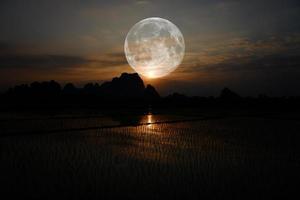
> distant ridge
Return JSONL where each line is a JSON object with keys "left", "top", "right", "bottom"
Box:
{"left": 5, "top": 72, "right": 160, "bottom": 101}
{"left": 100, "top": 73, "right": 146, "bottom": 98}
{"left": 1, "top": 72, "right": 300, "bottom": 110}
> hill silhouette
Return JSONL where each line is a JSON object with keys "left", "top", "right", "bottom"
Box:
{"left": 3, "top": 73, "right": 160, "bottom": 106}
{"left": 99, "top": 73, "right": 146, "bottom": 98}
{"left": 1, "top": 72, "right": 299, "bottom": 111}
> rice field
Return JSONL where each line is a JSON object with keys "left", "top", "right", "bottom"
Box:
{"left": 1, "top": 111, "right": 300, "bottom": 199}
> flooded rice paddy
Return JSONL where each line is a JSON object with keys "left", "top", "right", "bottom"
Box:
{"left": 1, "top": 111, "right": 300, "bottom": 199}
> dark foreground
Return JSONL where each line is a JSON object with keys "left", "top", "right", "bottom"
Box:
{"left": 1, "top": 109, "right": 300, "bottom": 199}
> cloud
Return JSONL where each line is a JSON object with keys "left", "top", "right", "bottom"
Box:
{"left": 0, "top": 54, "right": 89, "bottom": 69}
{"left": 199, "top": 54, "right": 300, "bottom": 73}
{"left": 87, "top": 51, "right": 128, "bottom": 68}
{"left": 0, "top": 42, "right": 128, "bottom": 69}
{"left": 179, "top": 34, "right": 300, "bottom": 74}
{"left": 92, "top": 57, "right": 127, "bottom": 67}
{"left": 0, "top": 53, "right": 130, "bottom": 69}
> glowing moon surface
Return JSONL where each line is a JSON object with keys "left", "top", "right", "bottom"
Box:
{"left": 124, "top": 17, "right": 185, "bottom": 78}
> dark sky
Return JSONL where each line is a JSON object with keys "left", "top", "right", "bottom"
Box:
{"left": 1, "top": 0, "right": 300, "bottom": 96}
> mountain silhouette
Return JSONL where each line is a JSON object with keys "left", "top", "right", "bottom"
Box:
{"left": 100, "top": 73, "right": 146, "bottom": 98}
{"left": 144, "top": 84, "right": 160, "bottom": 100}
{"left": 5, "top": 72, "right": 160, "bottom": 102}
{"left": 219, "top": 87, "right": 241, "bottom": 100}
{"left": 63, "top": 83, "right": 79, "bottom": 94}
{"left": 2, "top": 72, "right": 300, "bottom": 110}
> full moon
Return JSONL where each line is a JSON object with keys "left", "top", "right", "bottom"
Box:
{"left": 124, "top": 17, "right": 185, "bottom": 78}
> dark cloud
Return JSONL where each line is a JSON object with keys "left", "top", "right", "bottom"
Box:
{"left": 106, "top": 52, "right": 125, "bottom": 58}
{"left": 0, "top": 42, "right": 20, "bottom": 54}
{"left": 0, "top": 53, "right": 129, "bottom": 69}
{"left": 93, "top": 57, "right": 127, "bottom": 67}
{"left": 0, "top": 43, "right": 128, "bottom": 69}
{"left": 209, "top": 55, "right": 300, "bottom": 72}
{"left": 0, "top": 54, "right": 89, "bottom": 69}
{"left": 181, "top": 54, "right": 300, "bottom": 74}
{"left": 180, "top": 34, "right": 300, "bottom": 74}
{"left": 81, "top": 51, "right": 128, "bottom": 67}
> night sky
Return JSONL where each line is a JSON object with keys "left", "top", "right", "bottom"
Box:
{"left": 1, "top": 0, "right": 300, "bottom": 96}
